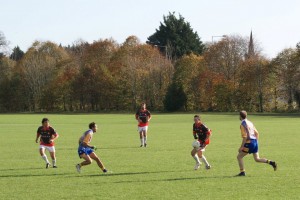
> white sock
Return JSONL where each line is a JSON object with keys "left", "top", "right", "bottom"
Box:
{"left": 140, "top": 138, "right": 144, "bottom": 145}
{"left": 144, "top": 136, "right": 147, "bottom": 144}
{"left": 52, "top": 159, "right": 56, "bottom": 166}
{"left": 201, "top": 155, "right": 210, "bottom": 166}
{"left": 193, "top": 155, "right": 200, "bottom": 164}
{"left": 42, "top": 155, "right": 49, "bottom": 164}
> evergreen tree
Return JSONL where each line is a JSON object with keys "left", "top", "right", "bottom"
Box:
{"left": 147, "top": 12, "right": 205, "bottom": 61}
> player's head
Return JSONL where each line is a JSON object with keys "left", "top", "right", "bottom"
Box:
{"left": 89, "top": 122, "right": 98, "bottom": 132}
{"left": 141, "top": 102, "right": 146, "bottom": 109}
{"left": 194, "top": 115, "right": 201, "bottom": 122}
{"left": 41, "top": 118, "right": 49, "bottom": 126}
{"left": 239, "top": 110, "right": 247, "bottom": 120}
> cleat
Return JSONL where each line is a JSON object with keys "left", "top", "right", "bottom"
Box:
{"left": 46, "top": 163, "right": 51, "bottom": 169}
{"left": 53, "top": 166, "right": 57, "bottom": 168}
{"left": 144, "top": 143, "right": 147, "bottom": 147}
{"left": 236, "top": 172, "right": 246, "bottom": 176}
{"left": 76, "top": 164, "right": 81, "bottom": 173}
{"left": 140, "top": 145, "right": 143, "bottom": 147}
{"left": 194, "top": 163, "right": 201, "bottom": 170}
{"left": 206, "top": 165, "right": 211, "bottom": 170}
{"left": 103, "top": 169, "right": 107, "bottom": 173}
{"left": 271, "top": 161, "right": 277, "bottom": 171}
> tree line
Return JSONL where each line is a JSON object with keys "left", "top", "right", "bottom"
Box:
{"left": 0, "top": 13, "right": 300, "bottom": 112}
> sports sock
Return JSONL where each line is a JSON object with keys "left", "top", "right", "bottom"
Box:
{"left": 140, "top": 138, "right": 144, "bottom": 146}
{"left": 193, "top": 155, "right": 200, "bottom": 164}
{"left": 52, "top": 159, "right": 56, "bottom": 166}
{"left": 144, "top": 136, "right": 147, "bottom": 144}
{"left": 201, "top": 155, "right": 209, "bottom": 166}
{"left": 42, "top": 155, "right": 49, "bottom": 164}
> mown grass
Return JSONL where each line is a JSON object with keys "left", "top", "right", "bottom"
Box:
{"left": 0, "top": 113, "right": 299, "bottom": 199}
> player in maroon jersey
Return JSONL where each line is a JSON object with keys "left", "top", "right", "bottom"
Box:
{"left": 35, "top": 118, "right": 59, "bottom": 168}
{"left": 135, "top": 102, "right": 151, "bottom": 147}
{"left": 191, "top": 115, "right": 212, "bottom": 170}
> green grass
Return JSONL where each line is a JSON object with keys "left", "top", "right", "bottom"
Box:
{"left": 0, "top": 113, "right": 299, "bottom": 200}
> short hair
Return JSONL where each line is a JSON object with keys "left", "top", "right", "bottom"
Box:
{"left": 194, "top": 115, "right": 200, "bottom": 119}
{"left": 89, "top": 122, "right": 96, "bottom": 129}
{"left": 240, "top": 110, "right": 247, "bottom": 119}
{"left": 141, "top": 102, "right": 146, "bottom": 106}
{"left": 42, "top": 118, "right": 49, "bottom": 123}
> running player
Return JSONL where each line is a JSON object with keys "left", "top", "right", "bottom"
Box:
{"left": 236, "top": 110, "right": 277, "bottom": 176}
{"left": 76, "top": 122, "right": 107, "bottom": 173}
{"left": 35, "top": 118, "right": 59, "bottom": 168}
{"left": 191, "top": 115, "right": 212, "bottom": 170}
{"left": 135, "top": 102, "right": 151, "bottom": 147}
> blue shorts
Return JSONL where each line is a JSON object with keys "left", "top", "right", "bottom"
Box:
{"left": 242, "top": 139, "right": 258, "bottom": 154}
{"left": 78, "top": 146, "right": 94, "bottom": 157}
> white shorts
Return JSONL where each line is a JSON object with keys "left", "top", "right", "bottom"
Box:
{"left": 138, "top": 126, "right": 148, "bottom": 133}
{"left": 39, "top": 145, "right": 55, "bottom": 153}
{"left": 195, "top": 146, "right": 206, "bottom": 152}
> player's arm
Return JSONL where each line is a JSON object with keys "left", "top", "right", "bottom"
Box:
{"left": 193, "top": 131, "right": 198, "bottom": 140}
{"left": 50, "top": 133, "right": 59, "bottom": 143}
{"left": 135, "top": 113, "right": 142, "bottom": 122}
{"left": 202, "top": 130, "right": 211, "bottom": 147}
{"left": 239, "top": 125, "right": 247, "bottom": 152}
{"left": 35, "top": 132, "right": 40, "bottom": 143}
{"left": 147, "top": 111, "right": 151, "bottom": 121}
{"left": 254, "top": 127, "right": 259, "bottom": 140}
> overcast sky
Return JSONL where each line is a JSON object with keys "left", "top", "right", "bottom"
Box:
{"left": 1, "top": 0, "right": 299, "bottom": 58}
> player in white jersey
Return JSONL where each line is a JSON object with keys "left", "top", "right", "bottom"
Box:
{"left": 236, "top": 111, "right": 277, "bottom": 176}
{"left": 76, "top": 122, "right": 107, "bottom": 173}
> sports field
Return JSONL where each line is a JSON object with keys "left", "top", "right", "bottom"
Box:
{"left": 0, "top": 113, "right": 299, "bottom": 200}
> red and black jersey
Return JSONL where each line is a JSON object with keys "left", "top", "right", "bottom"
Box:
{"left": 135, "top": 109, "right": 151, "bottom": 127}
{"left": 37, "top": 126, "right": 57, "bottom": 146}
{"left": 193, "top": 122, "right": 211, "bottom": 144}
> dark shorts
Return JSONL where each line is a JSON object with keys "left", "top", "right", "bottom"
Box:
{"left": 242, "top": 139, "right": 258, "bottom": 154}
{"left": 78, "top": 146, "right": 94, "bottom": 158}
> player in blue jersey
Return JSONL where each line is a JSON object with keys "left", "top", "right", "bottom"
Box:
{"left": 76, "top": 122, "right": 107, "bottom": 173}
{"left": 236, "top": 111, "right": 277, "bottom": 176}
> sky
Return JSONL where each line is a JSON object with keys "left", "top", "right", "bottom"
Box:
{"left": 1, "top": 0, "right": 300, "bottom": 58}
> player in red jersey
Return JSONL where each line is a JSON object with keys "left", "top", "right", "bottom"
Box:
{"left": 135, "top": 102, "right": 151, "bottom": 147}
{"left": 191, "top": 115, "right": 212, "bottom": 170}
{"left": 35, "top": 118, "right": 59, "bottom": 168}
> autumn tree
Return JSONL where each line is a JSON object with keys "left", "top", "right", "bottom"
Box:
{"left": 272, "top": 48, "right": 300, "bottom": 110}
{"left": 116, "top": 36, "right": 173, "bottom": 110}
{"left": 19, "top": 41, "right": 71, "bottom": 111}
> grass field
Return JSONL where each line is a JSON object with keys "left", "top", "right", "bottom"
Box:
{"left": 0, "top": 113, "right": 299, "bottom": 200}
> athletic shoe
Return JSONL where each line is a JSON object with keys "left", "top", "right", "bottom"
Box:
{"left": 76, "top": 164, "right": 81, "bottom": 173}
{"left": 236, "top": 172, "right": 246, "bottom": 176}
{"left": 206, "top": 165, "right": 211, "bottom": 170}
{"left": 194, "top": 163, "right": 201, "bottom": 170}
{"left": 271, "top": 161, "right": 277, "bottom": 171}
{"left": 53, "top": 166, "right": 57, "bottom": 168}
{"left": 144, "top": 143, "right": 147, "bottom": 147}
{"left": 103, "top": 169, "right": 107, "bottom": 173}
{"left": 46, "top": 163, "right": 51, "bottom": 169}
{"left": 140, "top": 145, "right": 143, "bottom": 147}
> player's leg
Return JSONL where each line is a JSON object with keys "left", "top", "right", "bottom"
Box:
{"left": 236, "top": 151, "right": 247, "bottom": 176}
{"left": 39, "top": 146, "right": 51, "bottom": 168}
{"left": 191, "top": 148, "right": 201, "bottom": 170}
{"left": 139, "top": 127, "right": 144, "bottom": 147}
{"left": 48, "top": 146, "right": 57, "bottom": 168}
{"left": 197, "top": 148, "right": 210, "bottom": 169}
{"left": 79, "top": 153, "right": 92, "bottom": 166}
{"left": 253, "top": 153, "right": 277, "bottom": 171}
{"left": 89, "top": 152, "right": 107, "bottom": 173}
{"left": 143, "top": 127, "right": 148, "bottom": 147}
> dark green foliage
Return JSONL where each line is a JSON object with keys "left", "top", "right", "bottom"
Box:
{"left": 10, "top": 46, "right": 24, "bottom": 61}
{"left": 164, "top": 82, "right": 187, "bottom": 111}
{"left": 147, "top": 12, "right": 205, "bottom": 60}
